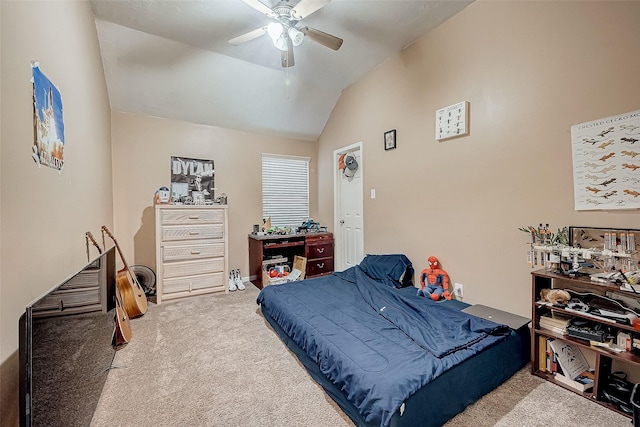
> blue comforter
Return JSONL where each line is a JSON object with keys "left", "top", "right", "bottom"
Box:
{"left": 256, "top": 266, "right": 510, "bottom": 427}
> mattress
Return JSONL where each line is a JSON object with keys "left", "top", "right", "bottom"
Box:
{"left": 257, "top": 263, "right": 529, "bottom": 427}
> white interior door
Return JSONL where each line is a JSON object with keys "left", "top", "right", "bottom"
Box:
{"left": 334, "top": 143, "right": 364, "bottom": 271}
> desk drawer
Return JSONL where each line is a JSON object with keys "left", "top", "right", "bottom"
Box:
{"left": 162, "top": 242, "right": 225, "bottom": 262}
{"left": 161, "top": 224, "right": 224, "bottom": 241}
{"left": 159, "top": 208, "right": 224, "bottom": 225}
{"left": 306, "top": 258, "right": 334, "bottom": 277}
{"left": 307, "top": 242, "right": 333, "bottom": 259}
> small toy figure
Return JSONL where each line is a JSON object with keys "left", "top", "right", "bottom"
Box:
{"left": 417, "top": 256, "right": 452, "bottom": 301}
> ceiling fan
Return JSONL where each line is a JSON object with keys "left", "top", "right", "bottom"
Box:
{"left": 228, "top": 0, "right": 343, "bottom": 68}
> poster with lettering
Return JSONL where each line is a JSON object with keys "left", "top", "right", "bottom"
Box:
{"left": 31, "top": 63, "right": 65, "bottom": 171}
{"left": 571, "top": 109, "right": 640, "bottom": 210}
{"left": 170, "top": 157, "right": 215, "bottom": 204}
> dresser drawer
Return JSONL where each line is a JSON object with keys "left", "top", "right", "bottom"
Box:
{"left": 159, "top": 208, "right": 225, "bottom": 225}
{"left": 162, "top": 258, "right": 224, "bottom": 279}
{"left": 307, "top": 242, "right": 333, "bottom": 259}
{"left": 162, "top": 242, "right": 225, "bottom": 262}
{"left": 59, "top": 269, "right": 100, "bottom": 289}
{"left": 33, "top": 287, "right": 101, "bottom": 312}
{"left": 160, "top": 224, "right": 224, "bottom": 241}
{"left": 163, "top": 272, "right": 225, "bottom": 294}
{"left": 306, "top": 258, "right": 334, "bottom": 276}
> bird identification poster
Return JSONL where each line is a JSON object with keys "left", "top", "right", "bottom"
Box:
{"left": 571, "top": 109, "right": 640, "bottom": 210}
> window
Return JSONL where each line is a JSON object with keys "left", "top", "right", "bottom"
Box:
{"left": 262, "top": 154, "right": 309, "bottom": 230}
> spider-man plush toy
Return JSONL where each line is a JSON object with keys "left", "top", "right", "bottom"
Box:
{"left": 417, "top": 256, "right": 452, "bottom": 301}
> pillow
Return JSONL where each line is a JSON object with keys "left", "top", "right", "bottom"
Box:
{"left": 358, "top": 254, "right": 414, "bottom": 288}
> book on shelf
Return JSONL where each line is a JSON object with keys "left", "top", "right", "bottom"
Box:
{"left": 538, "top": 335, "right": 547, "bottom": 371}
{"left": 539, "top": 314, "right": 570, "bottom": 335}
{"left": 548, "top": 340, "right": 590, "bottom": 380}
{"left": 554, "top": 371, "right": 594, "bottom": 392}
{"left": 539, "top": 324, "right": 567, "bottom": 335}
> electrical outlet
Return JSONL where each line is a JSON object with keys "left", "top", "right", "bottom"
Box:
{"left": 454, "top": 283, "right": 464, "bottom": 298}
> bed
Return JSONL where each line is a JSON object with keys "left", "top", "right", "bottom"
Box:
{"left": 256, "top": 254, "right": 529, "bottom": 427}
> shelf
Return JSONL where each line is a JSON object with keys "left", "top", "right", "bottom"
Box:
{"left": 533, "top": 370, "right": 593, "bottom": 398}
{"left": 532, "top": 269, "right": 626, "bottom": 293}
{"left": 535, "top": 301, "right": 638, "bottom": 334}
{"left": 534, "top": 328, "right": 640, "bottom": 364}
{"left": 534, "top": 369, "right": 631, "bottom": 417}
{"left": 263, "top": 241, "right": 305, "bottom": 249}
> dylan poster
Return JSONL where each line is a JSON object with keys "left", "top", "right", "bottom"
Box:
{"left": 32, "top": 64, "right": 65, "bottom": 171}
{"left": 170, "top": 156, "right": 215, "bottom": 204}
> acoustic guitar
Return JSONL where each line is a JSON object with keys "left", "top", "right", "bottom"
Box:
{"left": 112, "top": 284, "right": 132, "bottom": 348}
{"left": 101, "top": 226, "right": 148, "bottom": 318}
{"left": 86, "top": 231, "right": 132, "bottom": 347}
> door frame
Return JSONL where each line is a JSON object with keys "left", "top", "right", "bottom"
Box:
{"left": 333, "top": 141, "right": 364, "bottom": 271}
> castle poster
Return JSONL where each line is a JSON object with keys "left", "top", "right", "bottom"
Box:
{"left": 32, "top": 64, "right": 65, "bottom": 171}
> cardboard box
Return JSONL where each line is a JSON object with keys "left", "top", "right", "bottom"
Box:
{"left": 293, "top": 256, "right": 307, "bottom": 280}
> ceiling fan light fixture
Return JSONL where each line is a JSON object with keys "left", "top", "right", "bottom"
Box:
{"left": 275, "top": 34, "right": 289, "bottom": 51}
{"left": 267, "top": 22, "right": 284, "bottom": 42}
{"left": 288, "top": 27, "right": 304, "bottom": 46}
{"left": 267, "top": 22, "right": 289, "bottom": 51}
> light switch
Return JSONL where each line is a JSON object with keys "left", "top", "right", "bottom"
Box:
{"left": 370, "top": 189, "right": 376, "bottom": 199}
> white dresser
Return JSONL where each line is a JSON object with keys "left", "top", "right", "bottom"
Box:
{"left": 155, "top": 205, "right": 228, "bottom": 304}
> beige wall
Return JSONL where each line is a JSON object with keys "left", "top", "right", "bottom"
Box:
{"left": 0, "top": 0, "right": 112, "bottom": 424}
{"left": 110, "top": 112, "right": 317, "bottom": 278}
{"left": 2, "top": 0, "right": 640, "bottom": 424}
{"left": 319, "top": 1, "right": 640, "bottom": 317}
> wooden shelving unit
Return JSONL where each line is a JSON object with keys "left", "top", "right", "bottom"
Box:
{"left": 531, "top": 269, "right": 640, "bottom": 418}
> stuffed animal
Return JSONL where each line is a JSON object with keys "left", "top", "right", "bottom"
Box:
{"left": 540, "top": 288, "right": 571, "bottom": 305}
{"left": 417, "top": 256, "right": 452, "bottom": 301}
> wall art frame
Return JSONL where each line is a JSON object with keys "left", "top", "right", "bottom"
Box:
{"left": 384, "top": 129, "right": 396, "bottom": 151}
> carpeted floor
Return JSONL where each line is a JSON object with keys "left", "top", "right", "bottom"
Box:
{"left": 91, "top": 283, "right": 631, "bottom": 427}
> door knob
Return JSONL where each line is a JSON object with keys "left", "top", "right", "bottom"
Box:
{"left": 339, "top": 220, "right": 345, "bottom": 224}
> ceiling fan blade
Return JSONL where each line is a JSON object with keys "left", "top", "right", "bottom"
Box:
{"left": 300, "top": 26, "right": 343, "bottom": 51}
{"left": 281, "top": 38, "right": 295, "bottom": 68}
{"left": 240, "top": 0, "right": 277, "bottom": 19}
{"left": 228, "top": 26, "right": 267, "bottom": 46}
{"left": 290, "top": 0, "right": 330, "bottom": 20}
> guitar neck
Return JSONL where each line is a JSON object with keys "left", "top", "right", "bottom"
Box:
{"left": 101, "top": 226, "right": 130, "bottom": 271}
{"left": 86, "top": 232, "right": 102, "bottom": 254}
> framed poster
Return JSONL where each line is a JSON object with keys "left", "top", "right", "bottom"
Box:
{"left": 31, "top": 63, "right": 65, "bottom": 171}
{"left": 384, "top": 129, "right": 396, "bottom": 150}
{"left": 571, "top": 109, "right": 640, "bottom": 210}
{"left": 435, "top": 101, "right": 469, "bottom": 141}
{"left": 170, "top": 156, "right": 215, "bottom": 204}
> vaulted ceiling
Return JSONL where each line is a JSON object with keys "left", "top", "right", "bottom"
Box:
{"left": 90, "top": 0, "right": 473, "bottom": 141}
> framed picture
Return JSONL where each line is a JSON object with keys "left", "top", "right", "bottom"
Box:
{"left": 170, "top": 156, "right": 215, "bottom": 204}
{"left": 384, "top": 129, "right": 396, "bottom": 150}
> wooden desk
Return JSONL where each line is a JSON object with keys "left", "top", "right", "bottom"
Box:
{"left": 249, "top": 232, "right": 333, "bottom": 289}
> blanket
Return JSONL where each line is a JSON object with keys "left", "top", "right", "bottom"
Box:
{"left": 257, "top": 266, "right": 510, "bottom": 427}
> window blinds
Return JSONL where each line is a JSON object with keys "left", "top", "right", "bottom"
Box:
{"left": 262, "top": 154, "right": 310, "bottom": 229}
